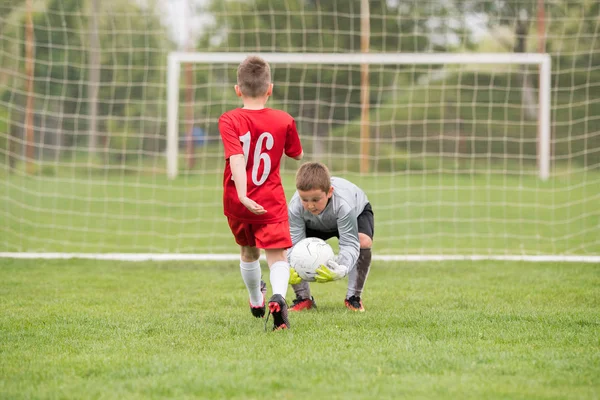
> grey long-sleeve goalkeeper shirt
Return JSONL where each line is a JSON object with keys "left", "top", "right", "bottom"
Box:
{"left": 288, "top": 177, "right": 369, "bottom": 271}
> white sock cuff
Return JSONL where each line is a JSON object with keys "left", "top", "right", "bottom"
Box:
{"left": 240, "top": 259, "right": 261, "bottom": 271}
{"left": 270, "top": 260, "right": 290, "bottom": 272}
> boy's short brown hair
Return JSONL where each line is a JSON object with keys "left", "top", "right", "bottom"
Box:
{"left": 237, "top": 56, "right": 271, "bottom": 98}
{"left": 295, "top": 162, "right": 331, "bottom": 192}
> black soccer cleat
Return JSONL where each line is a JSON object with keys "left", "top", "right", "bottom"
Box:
{"left": 267, "top": 294, "right": 290, "bottom": 330}
{"left": 345, "top": 295, "right": 365, "bottom": 312}
{"left": 249, "top": 281, "right": 267, "bottom": 318}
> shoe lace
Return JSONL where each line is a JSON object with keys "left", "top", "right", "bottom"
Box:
{"left": 264, "top": 309, "right": 271, "bottom": 332}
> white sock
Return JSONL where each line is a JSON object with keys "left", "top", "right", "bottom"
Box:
{"left": 240, "top": 260, "right": 263, "bottom": 307}
{"left": 269, "top": 261, "right": 290, "bottom": 298}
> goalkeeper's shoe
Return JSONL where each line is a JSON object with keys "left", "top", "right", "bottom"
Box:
{"left": 266, "top": 294, "right": 290, "bottom": 331}
{"left": 289, "top": 296, "right": 317, "bottom": 312}
{"left": 344, "top": 295, "right": 365, "bottom": 312}
{"left": 249, "top": 280, "right": 267, "bottom": 318}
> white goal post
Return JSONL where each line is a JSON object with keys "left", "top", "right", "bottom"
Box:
{"left": 166, "top": 52, "right": 552, "bottom": 180}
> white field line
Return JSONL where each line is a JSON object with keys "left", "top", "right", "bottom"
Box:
{"left": 1, "top": 253, "right": 599, "bottom": 263}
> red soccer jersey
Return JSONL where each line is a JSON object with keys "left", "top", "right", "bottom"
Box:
{"left": 219, "top": 108, "right": 303, "bottom": 224}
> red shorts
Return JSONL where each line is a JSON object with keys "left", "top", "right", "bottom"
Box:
{"left": 227, "top": 218, "right": 293, "bottom": 249}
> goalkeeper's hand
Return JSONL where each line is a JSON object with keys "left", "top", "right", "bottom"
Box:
{"left": 288, "top": 267, "right": 302, "bottom": 285}
{"left": 315, "top": 260, "right": 348, "bottom": 283}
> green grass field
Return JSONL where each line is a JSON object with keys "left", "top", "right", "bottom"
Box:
{"left": 2, "top": 81, "right": 599, "bottom": 397}
{"left": 2, "top": 167, "right": 599, "bottom": 255}
{"left": 1, "top": 258, "right": 598, "bottom": 399}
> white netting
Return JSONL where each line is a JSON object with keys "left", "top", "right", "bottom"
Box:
{"left": 1, "top": 0, "right": 598, "bottom": 259}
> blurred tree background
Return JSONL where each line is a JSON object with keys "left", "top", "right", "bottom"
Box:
{"left": 0, "top": 0, "right": 598, "bottom": 172}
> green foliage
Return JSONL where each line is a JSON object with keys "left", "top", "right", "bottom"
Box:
{"left": 549, "top": 1, "right": 600, "bottom": 67}
{"left": 1, "top": 0, "right": 599, "bottom": 171}
{"left": 189, "top": 0, "right": 599, "bottom": 169}
{"left": 94, "top": 4, "right": 170, "bottom": 159}
{"left": 2, "top": 0, "right": 172, "bottom": 155}
{"left": 195, "top": 0, "right": 439, "bottom": 135}
{"left": 457, "top": 0, "right": 600, "bottom": 65}
{"left": 0, "top": 0, "right": 26, "bottom": 34}
{"left": 28, "top": 0, "right": 84, "bottom": 144}
{"left": 324, "top": 69, "right": 600, "bottom": 170}
{"left": 200, "top": 0, "right": 432, "bottom": 52}
{"left": 0, "top": 0, "right": 25, "bottom": 14}
{"left": 96, "top": 6, "right": 169, "bottom": 119}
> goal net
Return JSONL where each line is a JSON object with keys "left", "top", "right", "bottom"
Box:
{"left": 1, "top": 1, "right": 599, "bottom": 262}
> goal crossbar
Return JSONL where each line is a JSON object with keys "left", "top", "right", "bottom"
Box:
{"left": 167, "top": 52, "right": 552, "bottom": 180}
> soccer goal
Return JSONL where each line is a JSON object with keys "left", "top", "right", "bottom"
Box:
{"left": 166, "top": 52, "right": 552, "bottom": 181}
{"left": 2, "top": 47, "right": 599, "bottom": 263}
{"left": 150, "top": 51, "right": 595, "bottom": 263}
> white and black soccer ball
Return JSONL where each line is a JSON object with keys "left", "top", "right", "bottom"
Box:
{"left": 289, "top": 237, "right": 335, "bottom": 282}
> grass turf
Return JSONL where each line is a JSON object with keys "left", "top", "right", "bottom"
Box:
{"left": 3, "top": 169, "right": 599, "bottom": 255}
{"left": 1, "top": 258, "right": 598, "bottom": 399}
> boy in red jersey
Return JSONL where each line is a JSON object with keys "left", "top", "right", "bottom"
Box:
{"left": 219, "top": 55, "right": 303, "bottom": 330}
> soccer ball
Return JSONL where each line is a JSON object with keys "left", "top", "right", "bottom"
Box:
{"left": 288, "top": 237, "right": 335, "bottom": 282}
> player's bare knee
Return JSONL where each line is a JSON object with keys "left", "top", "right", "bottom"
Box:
{"left": 358, "top": 234, "right": 372, "bottom": 249}
{"left": 265, "top": 248, "right": 287, "bottom": 267}
{"left": 241, "top": 246, "right": 260, "bottom": 262}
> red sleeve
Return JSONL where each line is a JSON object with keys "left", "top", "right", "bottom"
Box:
{"left": 219, "top": 113, "right": 243, "bottom": 159}
{"left": 285, "top": 119, "right": 303, "bottom": 158}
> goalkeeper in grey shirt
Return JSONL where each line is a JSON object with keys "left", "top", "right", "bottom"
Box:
{"left": 287, "top": 162, "right": 374, "bottom": 312}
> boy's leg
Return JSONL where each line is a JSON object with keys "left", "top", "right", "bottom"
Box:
{"left": 346, "top": 204, "right": 374, "bottom": 311}
{"left": 226, "top": 217, "right": 266, "bottom": 318}
{"left": 265, "top": 248, "right": 290, "bottom": 298}
{"left": 289, "top": 281, "right": 316, "bottom": 311}
{"left": 256, "top": 221, "right": 293, "bottom": 330}
{"left": 292, "top": 281, "right": 311, "bottom": 300}
{"left": 240, "top": 246, "right": 264, "bottom": 308}
{"left": 265, "top": 248, "right": 291, "bottom": 330}
{"left": 346, "top": 247, "right": 372, "bottom": 299}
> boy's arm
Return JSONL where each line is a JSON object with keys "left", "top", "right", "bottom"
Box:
{"left": 229, "top": 154, "right": 266, "bottom": 215}
{"left": 334, "top": 211, "right": 360, "bottom": 270}
{"left": 288, "top": 197, "right": 306, "bottom": 246}
{"left": 315, "top": 209, "right": 359, "bottom": 283}
{"left": 285, "top": 119, "right": 303, "bottom": 160}
{"left": 287, "top": 196, "right": 306, "bottom": 285}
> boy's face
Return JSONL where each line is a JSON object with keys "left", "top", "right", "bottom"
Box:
{"left": 298, "top": 187, "right": 333, "bottom": 215}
